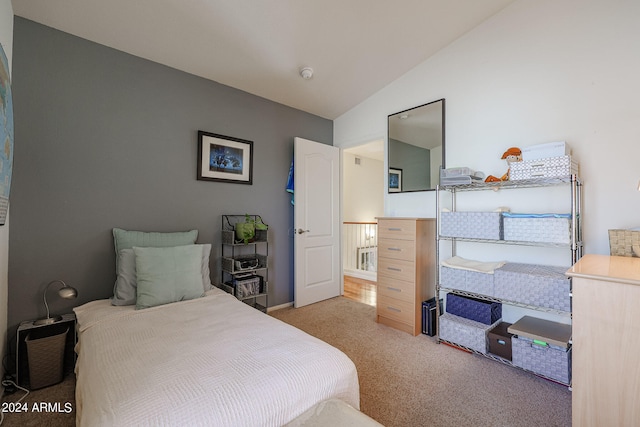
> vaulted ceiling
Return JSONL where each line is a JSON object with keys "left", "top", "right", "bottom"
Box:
{"left": 13, "top": 0, "right": 514, "bottom": 119}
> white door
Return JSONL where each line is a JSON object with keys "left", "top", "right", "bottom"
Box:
{"left": 294, "top": 137, "right": 341, "bottom": 308}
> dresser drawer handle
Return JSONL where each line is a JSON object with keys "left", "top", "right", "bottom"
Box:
{"left": 387, "top": 306, "right": 401, "bottom": 313}
{"left": 387, "top": 267, "right": 402, "bottom": 272}
{"left": 387, "top": 227, "right": 402, "bottom": 231}
{"left": 386, "top": 286, "right": 401, "bottom": 292}
{"left": 387, "top": 247, "right": 401, "bottom": 251}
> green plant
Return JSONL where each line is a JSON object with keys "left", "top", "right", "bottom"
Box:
{"left": 234, "top": 215, "right": 268, "bottom": 244}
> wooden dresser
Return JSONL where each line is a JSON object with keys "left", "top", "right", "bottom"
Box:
{"left": 566, "top": 254, "right": 640, "bottom": 426}
{"left": 375, "top": 217, "right": 436, "bottom": 336}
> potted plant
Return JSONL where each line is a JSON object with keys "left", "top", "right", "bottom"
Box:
{"left": 235, "top": 215, "right": 268, "bottom": 244}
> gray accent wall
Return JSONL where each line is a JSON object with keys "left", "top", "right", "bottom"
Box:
{"left": 388, "top": 138, "right": 431, "bottom": 191}
{"left": 8, "top": 17, "right": 332, "bottom": 330}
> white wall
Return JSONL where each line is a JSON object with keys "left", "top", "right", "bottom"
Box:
{"left": 335, "top": 0, "right": 640, "bottom": 256}
{"left": 343, "top": 152, "right": 384, "bottom": 222}
{"left": 0, "top": 0, "right": 12, "bottom": 379}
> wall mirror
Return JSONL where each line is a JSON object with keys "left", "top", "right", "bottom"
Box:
{"left": 387, "top": 98, "right": 445, "bottom": 192}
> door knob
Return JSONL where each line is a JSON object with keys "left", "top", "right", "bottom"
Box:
{"left": 296, "top": 228, "right": 310, "bottom": 234}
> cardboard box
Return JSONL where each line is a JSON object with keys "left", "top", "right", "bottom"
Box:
{"left": 488, "top": 322, "right": 513, "bottom": 361}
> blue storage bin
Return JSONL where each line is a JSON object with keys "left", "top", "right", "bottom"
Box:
{"left": 446, "top": 293, "right": 501, "bottom": 325}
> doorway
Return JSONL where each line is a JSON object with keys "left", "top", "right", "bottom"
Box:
{"left": 342, "top": 139, "right": 384, "bottom": 306}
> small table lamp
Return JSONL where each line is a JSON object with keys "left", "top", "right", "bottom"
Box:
{"left": 34, "top": 280, "right": 78, "bottom": 326}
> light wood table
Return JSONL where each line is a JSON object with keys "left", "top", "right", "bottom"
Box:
{"left": 566, "top": 254, "right": 640, "bottom": 426}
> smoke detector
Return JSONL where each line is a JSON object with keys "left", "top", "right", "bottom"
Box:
{"left": 299, "top": 67, "right": 314, "bottom": 80}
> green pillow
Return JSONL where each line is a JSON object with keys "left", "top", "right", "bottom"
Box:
{"left": 113, "top": 228, "right": 198, "bottom": 253}
{"left": 134, "top": 245, "right": 204, "bottom": 309}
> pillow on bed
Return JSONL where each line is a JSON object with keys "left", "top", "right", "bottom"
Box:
{"left": 111, "top": 244, "right": 212, "bottom": 306}
{"left": 134, "top": 245, "right": 204, "bottom": 309}
{"left": 113, "top": 228, "right": 199, "bottom": 253}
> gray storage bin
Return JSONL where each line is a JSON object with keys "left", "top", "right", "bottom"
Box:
{"left": 439, "top": 312, "right": 500, "bottom": 354}
{"left": 511, "top": 336, "right": 571, "bottom": 384}
{"left": 440, "top": 212, "right": 503, "bottom": 240}
{"left": 503, "top": 216, "right": 571, "bottom": 244}
{"left": 440, "top": 266, "right": 465, "bottom": 289}
{"left": 493, "top": 263, "right": 570, "bottom": 311}
{"left": 509, "top": 155, "right": 578, "bottom": 180}
{"left": 440, "top": 266, "right": 494, "bottom": 296}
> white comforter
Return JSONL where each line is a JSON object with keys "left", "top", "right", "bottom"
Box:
{"left": 74, "top": 289, "right": 359, "bottom": 426}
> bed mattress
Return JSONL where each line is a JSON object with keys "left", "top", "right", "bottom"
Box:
{"left": 74, "top": 288, "right": 359, "bottom": 426}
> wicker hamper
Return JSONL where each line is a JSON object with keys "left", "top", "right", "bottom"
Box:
{"left": 608, "top": 229, "right": 640, "bottom": 257}
{"left": 26, "top": 327, "right": 69, "bottom": 389}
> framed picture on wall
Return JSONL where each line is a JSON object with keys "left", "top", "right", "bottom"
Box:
{"left": 197, "top": 131, "right": 253, "bottom": 184}
{"left": 389, "top": 168, "right": 402, "bottom": 193}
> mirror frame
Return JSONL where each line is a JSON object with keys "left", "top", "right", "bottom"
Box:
{"left": 387, "top": 98, "right": 445, "bottom": 193}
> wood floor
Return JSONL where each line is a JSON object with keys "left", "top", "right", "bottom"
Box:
{"left": 343, "top": 275, "right": 376, "bottom": 306}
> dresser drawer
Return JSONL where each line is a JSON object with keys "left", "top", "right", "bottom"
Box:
{"left": 377, "top": 258, "right": 415, "bottom": 282}
{"left": 378, "top": 219, "right": 417, "bottom": 240}
{"left": 377, "top": 276, "right": 415, "bottom": 303}
{"left": 378, "top": 238, "right": 415, "bottom": 261}
{"left": 377, "top": 295, "right": 413, "bottom": 324}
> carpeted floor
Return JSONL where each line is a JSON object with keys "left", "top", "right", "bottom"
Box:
{"left": 270, "top": 297, "right": 571, "bottom": 427}
{"left": 1, "top": 373, "right": 76, "bottom": 426}
{"left": 0, "top": 296, "right": 571, "bottom": 426}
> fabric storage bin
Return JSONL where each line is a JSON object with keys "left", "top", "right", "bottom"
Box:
{"left": 439, "top": 313, "right": 499, "bottom": 354}
{"left": 446, "top": 293, "right": 501, "bottom": 325}
{"left": 440, "top": 212, "right": 503, "bottom": 240}
{"left": 440, "top": 266, "right": 495, "bottom": 296}
{"left": 232, "top": 274, "right": 263, "bottom": 298}
{"left": 488, "top": 322, "right": 513, "bottom": 361}
{"left": 440, "top": 265, "right": 465, "bottom": 289}
{"left": 465, "top": 270, "right": 495, "bottom": 296}
{"left": 511, "top": 336, "right": 571, "bottom": 384}
{"left": 608, "top": 229, "right": 640, "bottom": 257}
{"left": 503, "top": 213, "right": 571, "bottom": 244}
{"left": 509, "top": 155, "right": 578, "bottom": 181}
{"left": 493, "top": 263, "right": 571, "bottom": 311}
{"left": 508, "top": 316, "right": 572, "bottom": 384}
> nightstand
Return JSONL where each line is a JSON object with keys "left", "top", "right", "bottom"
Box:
{"left": 16, "top": 313, "right": 76, "bottom": 389}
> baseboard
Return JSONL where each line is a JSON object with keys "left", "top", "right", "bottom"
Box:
{"left": 267, "top": 302, "right": 293, "bottom": 313}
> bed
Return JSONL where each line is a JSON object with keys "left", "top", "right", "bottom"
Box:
{"left": 73, "top": 229, "right": 360, "bottom": 426}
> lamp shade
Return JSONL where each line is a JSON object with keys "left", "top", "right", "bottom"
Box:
{"left": 58, "top": 286, "right": 77, "bottom": 299}
{"left": 34, "top": 280, "right": 78, "bottom": 326}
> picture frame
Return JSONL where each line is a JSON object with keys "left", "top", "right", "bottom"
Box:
{"left": 389, "top": 168, "right": 402, "bottom": 193}
{"left": 197, "top": 131, "right": 253, "bottom": 184}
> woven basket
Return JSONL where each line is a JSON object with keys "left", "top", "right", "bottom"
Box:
{"left": 608, "top": 229, "right": 640, "bottom": 257}
{"left": 26, "top": 327, "right": 68, "bottom": 389}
